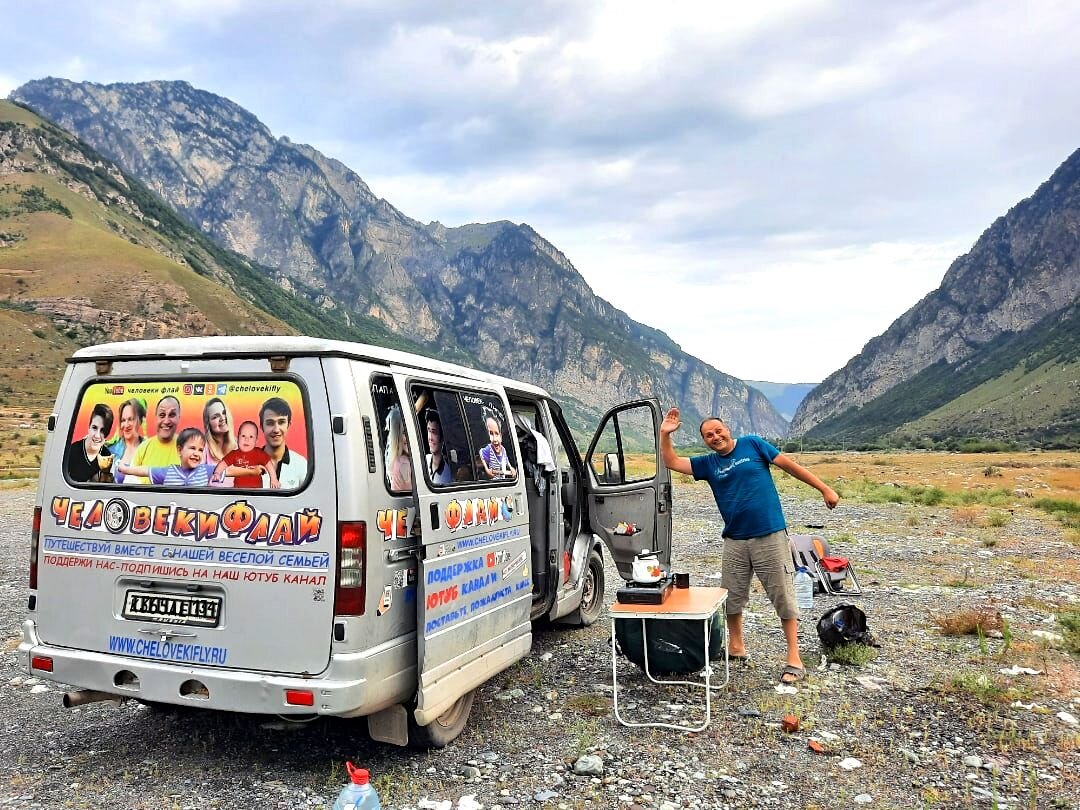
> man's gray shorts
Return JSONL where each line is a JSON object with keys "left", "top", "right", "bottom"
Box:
{"left": 721, "top": 529, "right": 798, "bottom": 620}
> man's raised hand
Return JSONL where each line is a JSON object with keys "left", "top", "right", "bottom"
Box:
{"left": 661, "top": 407, "right": 681, "bottom": 436}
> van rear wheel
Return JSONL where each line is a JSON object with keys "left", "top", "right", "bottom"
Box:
{"left": 407, "top": 688, "right": 476, "bottom": 749}
{"left": 567, "top": 549, "right": 605, "bottom": 626}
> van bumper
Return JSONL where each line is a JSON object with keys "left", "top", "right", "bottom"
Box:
{"left": 19, "top": 620, "right": 414, "bottom": 717}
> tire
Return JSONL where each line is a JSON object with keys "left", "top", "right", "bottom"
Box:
{"left": 567, "top": 549, "right": 605, "bottom": 627}
{"left": 407, "top": 688, "right": 476, "bottom": 749}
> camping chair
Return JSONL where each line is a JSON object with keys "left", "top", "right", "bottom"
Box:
{"left": 789, "top": 534, "right": 863, "bottom": 596}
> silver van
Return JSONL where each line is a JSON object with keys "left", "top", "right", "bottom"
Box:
{"left": 20, "top": 336, "right": 672, "bottom": 747}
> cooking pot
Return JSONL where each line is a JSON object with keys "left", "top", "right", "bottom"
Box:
{"left": 631, "top": 550, "right": 663, "bottom": 584}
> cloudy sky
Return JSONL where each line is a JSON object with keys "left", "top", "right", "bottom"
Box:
{"left": 4, "top": 1, "right": 1078, "bottom": 382}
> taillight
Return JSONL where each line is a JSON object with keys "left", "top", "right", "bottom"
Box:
{"left": 29, "top": 506, "right": 41, "bottom": 590}
{"left": 334, "top": 521, "right": 366, "bottom": 616}
{"left": 31, "top": 655, "right": 53, "bottom": 672}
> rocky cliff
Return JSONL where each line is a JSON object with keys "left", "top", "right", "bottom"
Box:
{"left": 790, "top": 148, "right": 1080, "bottom": 436}
{"left": 12, "top": 78, "right": 787, "bottom": 439}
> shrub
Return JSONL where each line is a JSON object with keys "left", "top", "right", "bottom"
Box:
{"left": 932, "top": 607, "right": 1003, "bottom": 636}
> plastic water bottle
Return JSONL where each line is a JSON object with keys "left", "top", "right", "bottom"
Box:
{"left": 794, "top": 566, "right": 814, "bottom": 612}
{"left": 332, "top": 762, "right": 381, "bottom": 810}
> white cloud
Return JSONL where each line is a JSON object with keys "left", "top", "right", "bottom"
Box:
{"left": 4, "top": 0, "right": 1080, "bottom": 388}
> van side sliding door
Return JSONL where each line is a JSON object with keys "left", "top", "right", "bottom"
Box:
{"left": 390, "top": 370, "right": 533, "bottom": 726}
{"left": 583, "top": 399, "right": 673, "bottom": 582}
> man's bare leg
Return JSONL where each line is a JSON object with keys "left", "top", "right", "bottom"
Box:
{"left": 782, "top": 616, "right": 803, "bottom": 669}
{"left": 727, "top": 612, "right": 745, "bottom": 656}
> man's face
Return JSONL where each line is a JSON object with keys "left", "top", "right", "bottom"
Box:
{"left": 261, "top": 409, "right": 289, "bottom": 450}
{"left": 156, "top": 398, "right": 180, "bottom": 441}
{"left": 427, "top": 419, "right": 442, "bottom": 454}
{"left": 700, "top": 419, "right": 735, "bottom": 455}
{"left": 237, "top": 424, "right": 258, "bottom": 452}
{"left": 86, "top": 415, "right": 107, "bottom": 449}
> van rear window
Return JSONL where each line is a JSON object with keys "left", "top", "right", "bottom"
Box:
{"left": 65, "top": 379, "right": 310, "bottom": 492}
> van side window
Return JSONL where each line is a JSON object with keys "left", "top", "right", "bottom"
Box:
{"left": 63, "top": 379, "right": 311, "bottom": 492}
{"left": 371, "top": 376, "right": 413, "bottom": 495}
{"left": 461, "top": 395, "right": 518, "bottom": 482}
{"left": 412, "top": 387, "right": 473, "bottom": 486}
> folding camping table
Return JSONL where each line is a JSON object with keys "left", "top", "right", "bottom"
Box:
{"left": 610, "top": 586, "right": 729, "bottom": 732}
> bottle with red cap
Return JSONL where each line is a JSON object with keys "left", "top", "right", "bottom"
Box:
{"left": 332, "top": 762, "right": 381, "bottom": 810}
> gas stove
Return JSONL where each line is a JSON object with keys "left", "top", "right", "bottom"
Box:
{"left": 616, "top": 574, "right": 674, "bottom": 605}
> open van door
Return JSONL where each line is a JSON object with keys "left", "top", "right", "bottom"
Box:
{"left": 584, "top": 400, "right": 672, "bottom": 582}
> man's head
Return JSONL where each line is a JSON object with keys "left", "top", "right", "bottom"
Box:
{"left": 699, "top": 417, "right": 735, "bottom": 455}
{"left": 425, "top": 409, "right": 443, "bottom": 455}
{"left": 237, "top": 420, "right": 259, "bottom": 452}
{"left": 259, "top": 397, "right": 292, "bottom": 451}
{"left": 154, "top": 396, "right": 180, "bottom": 442}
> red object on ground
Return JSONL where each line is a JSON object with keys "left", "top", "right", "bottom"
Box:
{"left": 781, "top": 714, "right": 800, "bottom": 733}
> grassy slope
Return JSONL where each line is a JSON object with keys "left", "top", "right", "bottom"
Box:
{"left": 805, "top": 300, "right": 1080, "bottom": 446}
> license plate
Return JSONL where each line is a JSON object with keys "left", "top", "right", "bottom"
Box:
{"left": 122, "top": 591, "right": 222, "bottom": 628}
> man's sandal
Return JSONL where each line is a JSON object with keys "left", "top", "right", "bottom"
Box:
{"left": 779, "top": 664, "right": 805, "bottom": 685}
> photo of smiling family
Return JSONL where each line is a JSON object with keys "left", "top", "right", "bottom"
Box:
{"left": 64, "top": 381, "right": 309, "bottom": 491}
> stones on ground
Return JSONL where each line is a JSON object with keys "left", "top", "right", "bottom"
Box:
{"left": 461, "top": 765, "right": 482, "bottom": 779}
{"left": 963, "top": 755, "right": 983, "bottom": 768}
{"left": 1055, "top": 711, "right": 1078, "bottom": 726}
{"left": 838, "top": 758, "right": 862, "bottom": 770}
{"left": 572, "top": 755, "right": 604, "bottom": 776}
{"left": 854, "top": 794, "right": 872, "bottom": 804}
{"left": 737, "top": 706, "right": 761, "bottom": 718}
{"left": 533, "top": 788, "right": 559, "bottom": 801}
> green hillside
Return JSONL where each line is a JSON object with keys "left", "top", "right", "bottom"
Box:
{"left": 803, "top": 299, "right": 1080, "bottom": 448}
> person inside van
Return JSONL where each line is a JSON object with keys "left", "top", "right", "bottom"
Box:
{"left": 107, "top": 397, "right": 146, "bottom": 484}
{"left": 66, "top": 403, "right": 114, "bottom": 482}
{"left": 259, "top": 396, "right": 308, "bottom": 489}
{"left": 214, "top": 420, "right": 279, "bottom": 489}
{"left": 479, "top": 412, "right": 516, "bottom": 480}
{"left": 128, "top": 395, "right": 182, "bottom": 482}
{"left": 384, "top": 404, "right": 413, "bottom": 491}
{"left": 424, "top": 409, "right": 453, "bottom": 485}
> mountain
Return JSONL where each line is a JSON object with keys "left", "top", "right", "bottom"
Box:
{"left": 0, "top": 100, "right": 425, "bottom": 411}
{"left": 10, "top": 78, "right": 788, "bottom": 442}
{"left": 744, "top": 381, "right": 817, "bottom": 421}
{"left": 789, "top": 148, "right": 1080, "bottom": 445}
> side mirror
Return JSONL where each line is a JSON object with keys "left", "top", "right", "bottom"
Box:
{"left": 603, "top": 452, "right": 622, "bottom": 483}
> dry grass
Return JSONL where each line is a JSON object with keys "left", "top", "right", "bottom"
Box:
{"left": 931, "top": 607, "right": 1004, "bottom": 636}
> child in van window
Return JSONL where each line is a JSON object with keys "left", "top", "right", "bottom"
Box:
{"left": 213, "top": 420, "right": 280, "bottom": 489}
{"left": 119, "top": 428, "right": 264, "bottom": 488}
{"left": 480, "top": 414, "right": 516, "bottom": 480}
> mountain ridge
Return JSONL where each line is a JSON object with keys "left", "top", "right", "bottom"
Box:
{"left": 791, "top": 146, "right": 1080, "bottom": 442}
{"left": 9, "top": 78, "right": 788, "bottom": 440}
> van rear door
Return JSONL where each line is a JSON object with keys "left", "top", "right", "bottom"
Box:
{"left": 36, "top": 356, "right": 336, "bottom": 675}
{"left": 391, "top": 370, "right": 533, "bottom": 725}
{"left": 583, "top": 399, "right": 672, "bottom": 581}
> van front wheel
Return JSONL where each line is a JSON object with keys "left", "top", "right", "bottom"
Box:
{"left": 567, "top": 549, "right": 605, "bottom": 626}
{"left": 407, "top": 688, "right": 476, "bottom": 749}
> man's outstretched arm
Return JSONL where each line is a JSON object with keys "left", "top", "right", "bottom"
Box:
{"left": 660, "top": 407, "right": 693, "bottom": 476}
{"left": 772, "top": 453, "right": 839, "bottom": 508}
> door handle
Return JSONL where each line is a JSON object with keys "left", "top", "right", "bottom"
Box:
{"left": 387, "top": 548, "right": 418, "bottom": 563}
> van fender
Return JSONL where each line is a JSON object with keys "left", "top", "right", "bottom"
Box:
{"left": 549, "top": 535, "right": 602, "bottom": 623}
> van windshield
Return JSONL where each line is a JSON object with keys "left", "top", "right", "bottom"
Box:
{"left": 65, "top": 379, "right": 311, "bottom": 492}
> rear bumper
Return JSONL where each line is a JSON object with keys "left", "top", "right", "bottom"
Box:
{"left": 19, "top": 619, "right": 415, "bottom": 717}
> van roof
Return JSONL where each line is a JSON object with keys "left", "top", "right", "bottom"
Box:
{"left": 71, "top": 335, "right": 550, "bottom": 398}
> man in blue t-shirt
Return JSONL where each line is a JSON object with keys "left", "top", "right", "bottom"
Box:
{"left": 660, "top": 407, "right": 839, "bottom": 685}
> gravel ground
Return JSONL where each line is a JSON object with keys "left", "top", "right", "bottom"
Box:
{"left": 2, "top": 482, "right": 1078, "bottom": 810}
